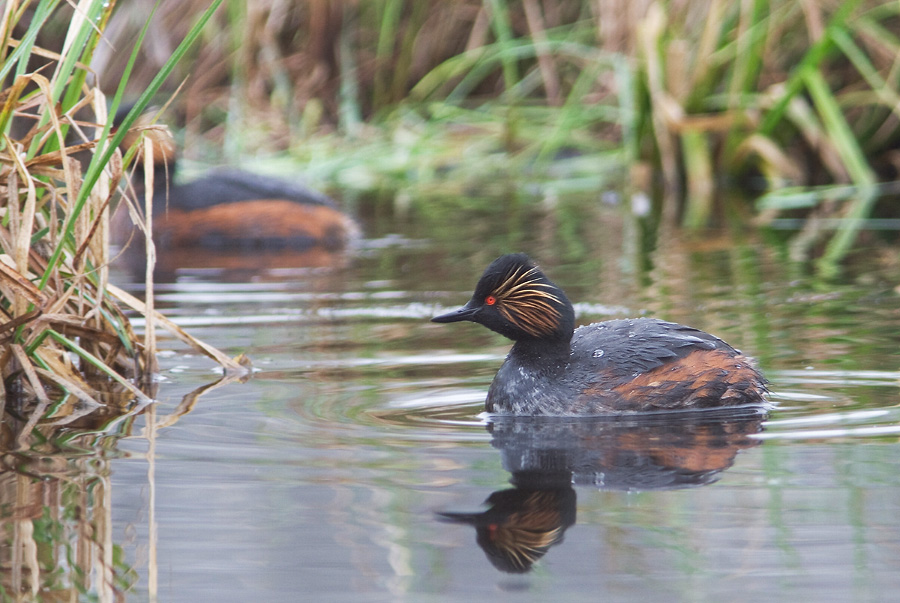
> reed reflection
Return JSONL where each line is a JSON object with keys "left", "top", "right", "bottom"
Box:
{"left": 0, "top": 393, "right": 140, "bottom": 601}
{"left": 440, "top": 408, "right": 764, "bottom": 573}
{"left": 0, "top": 374, "right": 232, "bottom": 599}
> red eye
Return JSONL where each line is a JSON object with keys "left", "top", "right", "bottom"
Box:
{"left": 485, "top": 295, "right": 497, "bottom": 306}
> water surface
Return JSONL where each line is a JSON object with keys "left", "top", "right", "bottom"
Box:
{"left": 4, "top": 203, "right": 900, "bottom": 601}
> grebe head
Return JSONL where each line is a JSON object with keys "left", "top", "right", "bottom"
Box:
{"left": 432, "top": 253, "right": 575, "bottom": 343}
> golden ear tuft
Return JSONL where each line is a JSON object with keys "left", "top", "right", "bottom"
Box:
{"left": 494, "top": 267, "right": 563, "bottom": 337}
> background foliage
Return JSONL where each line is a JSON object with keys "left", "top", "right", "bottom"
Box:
{"left": 88, "top": 1, "right": 900, "bottom": 271}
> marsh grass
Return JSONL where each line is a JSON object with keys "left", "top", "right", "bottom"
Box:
{"left": 0, "top": 0, "right": 239, "bottom": 443}
{"left": 0, "top": 3, "right": 251, "bottom": 595}
{"left": 94, "top": 1, "right": 900, "bottom": 269}
{"left": 631, "top": 0, "right": 900, "bottom": 272}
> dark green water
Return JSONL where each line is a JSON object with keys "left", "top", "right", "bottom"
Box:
{"left": 4, "top": 200, "right": 900, "bottom": 601}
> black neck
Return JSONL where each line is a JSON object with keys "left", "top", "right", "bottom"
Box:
{"left": 510, "top": 335, "right": 571, "bottom": 365}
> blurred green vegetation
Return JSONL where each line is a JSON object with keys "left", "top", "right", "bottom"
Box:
{"left": 18, "top": 0, "right": 900, "bottom": 272}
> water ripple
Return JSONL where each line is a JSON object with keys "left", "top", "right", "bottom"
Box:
{"left": 754, "top": 424, "right": 900, "bottom": 440}
{"left": 759, "top": 406, "right": 900, "bottom": 441}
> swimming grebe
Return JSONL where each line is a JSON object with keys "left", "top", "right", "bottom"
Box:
{"left": 118, "top": 114, "right": 358, "bottom": 251}
{"left": 432, "top": 253, "right": 767, "bottom": 415}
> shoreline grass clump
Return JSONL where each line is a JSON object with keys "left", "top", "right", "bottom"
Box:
{"left": 0, "top": 0, "right": 238, "bottom": 439}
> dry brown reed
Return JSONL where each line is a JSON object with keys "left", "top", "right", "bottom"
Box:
{"left": 0, "top": 92, "right": 149, "bottom": 398}
{"left": 0, "top": 449, "right": 128, "bottom": 598}
{"left": 1, "top": 0, "right": 243, "bottom": 445}
{"left": 94, "top": 1, "right": 595, "bottom": 146}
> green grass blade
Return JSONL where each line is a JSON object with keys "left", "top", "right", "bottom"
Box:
{"left": 338, "top": 4, "right": 362, "bottom": 135}
{"left": 830, "top": 26, "right": 900, "bottom": 110}
{"left": 372, "top": 0, "right": 404, "bottom": 108}
{"left": 757, "top": 183, "right": 869, "bottom": 211}
{"left": 30, "top": 0, "right": 112, "bottom": 158}
{"left": 0, "top": 0, "right": 60, "bottom": 86}
{"left": 803, "top": 67, "right": 877, "bottom": 266}
{"left": 803, "top": 69, "right": 874, "bottom": 186}
{"left": 614, "top": 54, "right": 639, "bottom": 164}
{"left": 759, "top": 0, "right": 860, "bottom": 135}
{"left": 727, "top": 0, "right": 768, "bottom": 100}
{"left": 51, "top": 0, "right": 105, "bottom": 104}
{"left": 60, "top": 0, "right": 118, "bottom": 114}
{"left": 484, "top": 0, "right": 519, "bottom": 91}
{"left": 46, "top": 330, "right": 152, "bottom": 403}
{"left": 39, "top": 0, "right": 225, "bottom": 290}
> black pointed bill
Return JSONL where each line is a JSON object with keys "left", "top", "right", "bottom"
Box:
{"left": 431, "top": 301, "right": 479, "bottom": 323}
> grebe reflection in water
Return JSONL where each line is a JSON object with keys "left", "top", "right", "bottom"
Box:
{"left": 439, "top": 408, "right": 764, "bottom": 573}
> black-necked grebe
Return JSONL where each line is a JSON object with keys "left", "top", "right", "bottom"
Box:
{"left": 432, "top": 253, "right": 767, "bottom": 415}
{"left": 118, "top": 114, "right": 358, "bottom": 251}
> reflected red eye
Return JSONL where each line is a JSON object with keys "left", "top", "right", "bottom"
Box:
{"left": 485, "top": 295, "right": 497, "bottom": 306}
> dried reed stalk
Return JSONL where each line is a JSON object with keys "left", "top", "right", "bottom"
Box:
{"left": 1, "top": 0, "right": 240, "bottom": 441}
